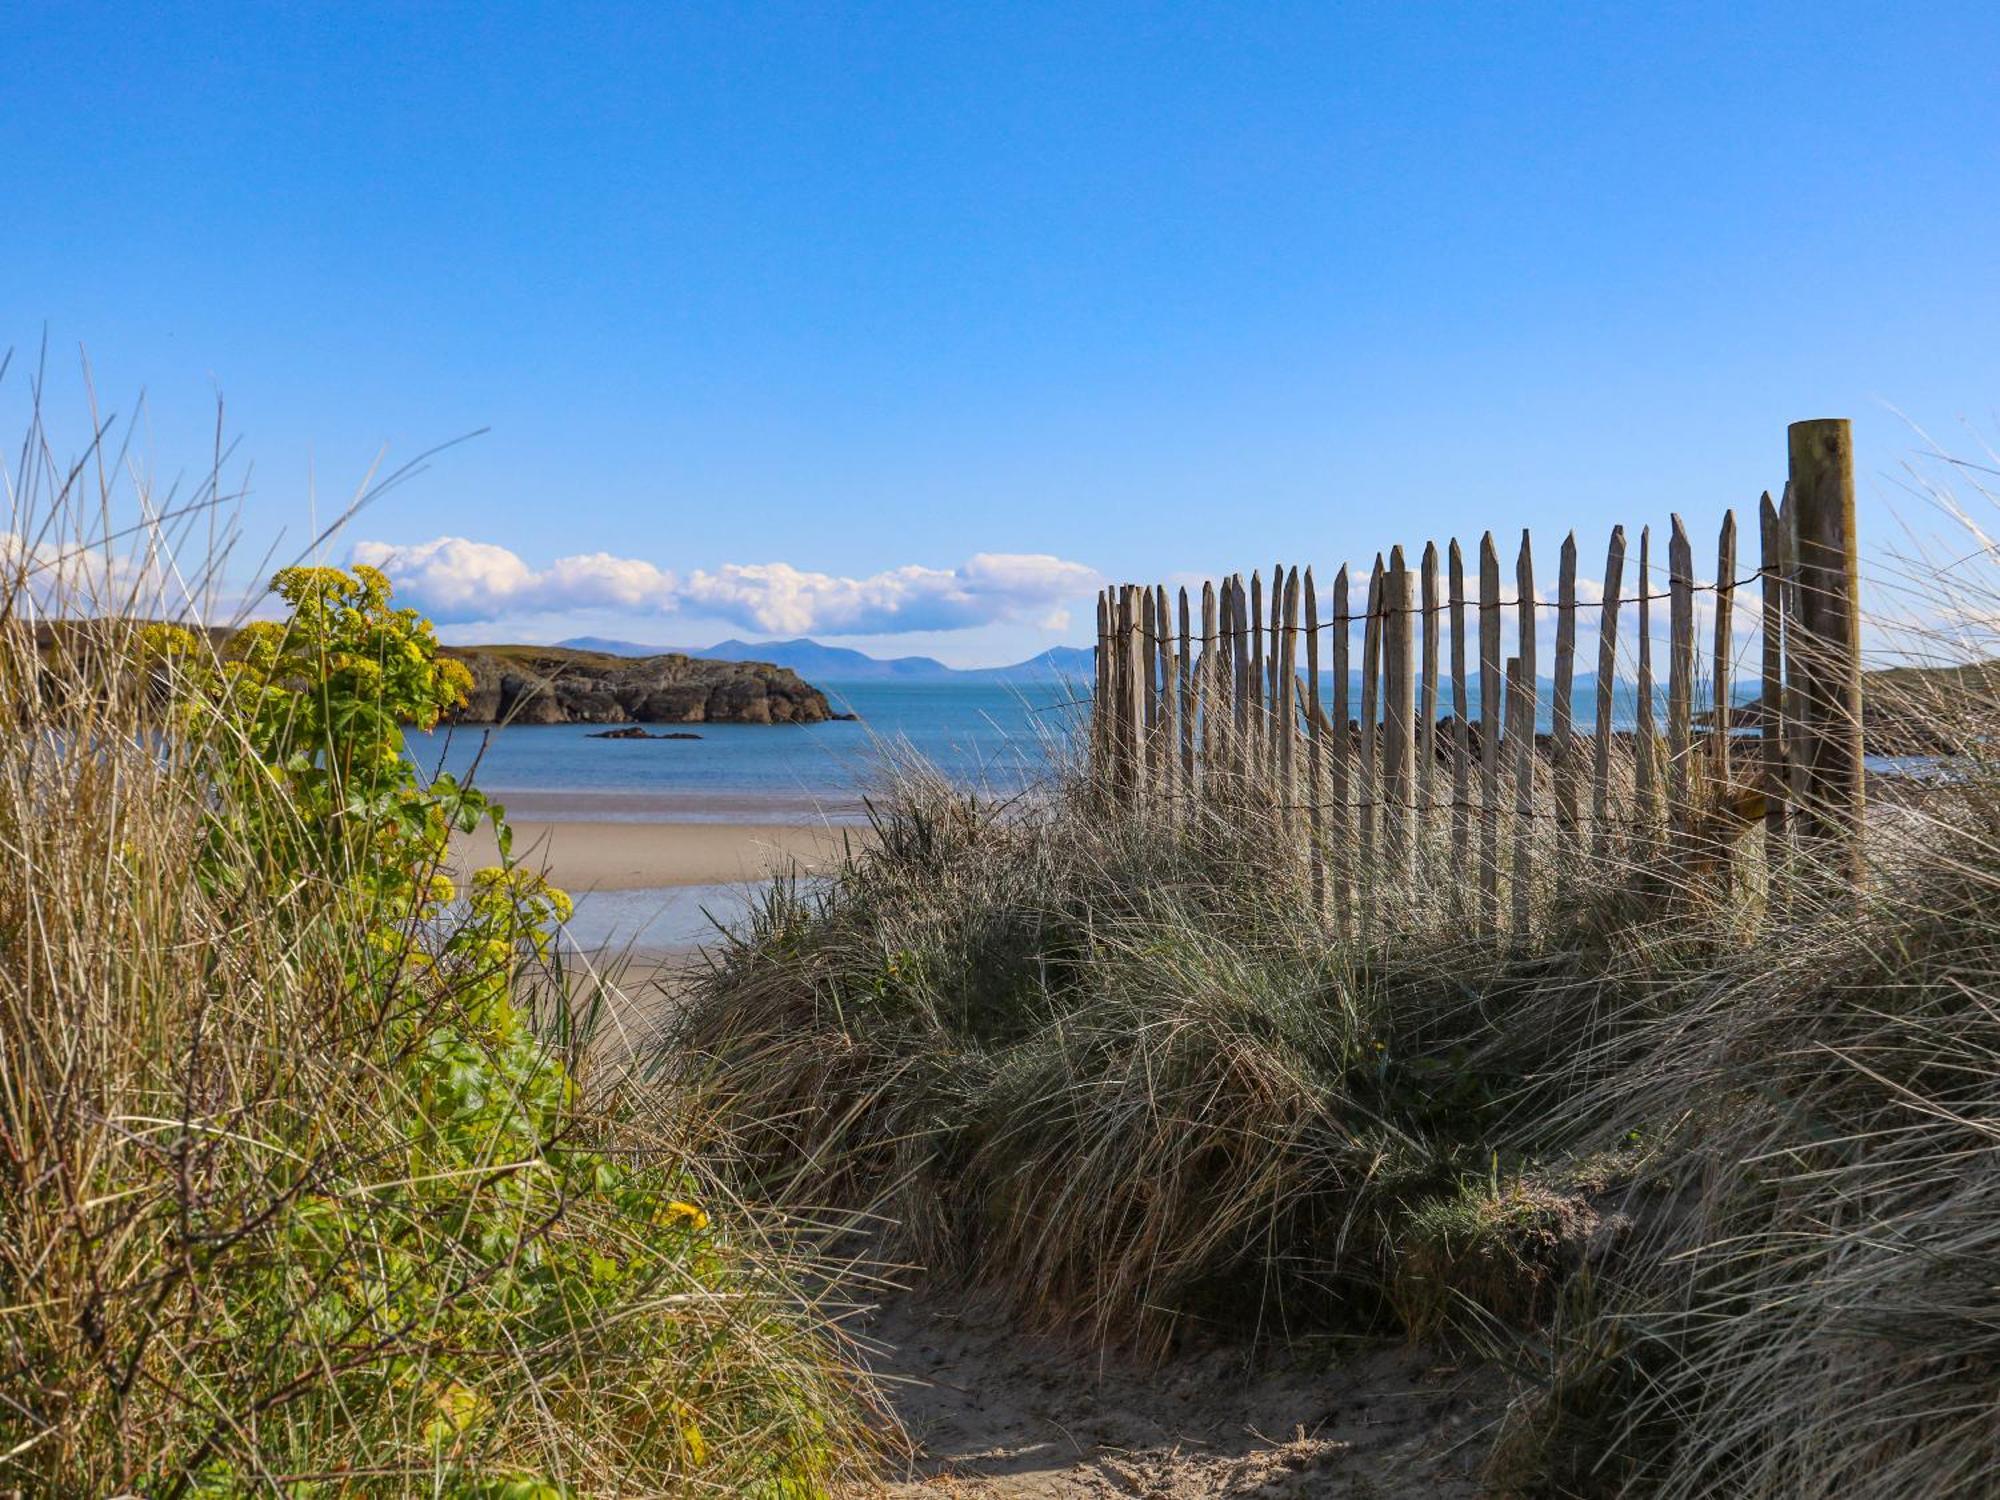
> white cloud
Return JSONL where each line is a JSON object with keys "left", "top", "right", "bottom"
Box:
{"left": 348, "top": 537, "right": 1102, "bottom": 635}
{"left": 349, "top": 537, "right": 545, "bottom": 619}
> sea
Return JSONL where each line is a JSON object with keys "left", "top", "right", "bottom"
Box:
{"left": 404, "top": 680, "right": 1086, "bottom": 952}
{"left": 403, "top": 679, "right": 1087, "bottom": 821}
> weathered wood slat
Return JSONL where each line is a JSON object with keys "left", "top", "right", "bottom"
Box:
{"left": 1152, "top": 580, "right": 1168, "bottom": 792}
{"left": 1279, "top": 566, "right": 1300, "bottom": 836}
{"left": 1108, "top": 587, "right": 1123, "bottom": 791}
{"left": 1249, "top": 570, "right": 1267, "bottom": 772}
{"left": 1199, "top": 580, "right": 1218, "bottom": 790}
{"left": 1714, "top": 512, "right": 1736, "bottom": 781}
{"left": 1758, "top": 493, "right": 1786, "bottom": 844}
{"left": 1710, "top": 511, "right": 1737, "bottom": 880}
{"left": 1359, "top": 556, "right": 1384, "bottom": 922}
{"left": 1668, "top": 517, "right": 1695, "bottom": 847}
{"left": 1154, "top": 583, "right": 1174, "bottom": 796}
{"left": 1125, "top": 586, "right": 1147, "bottom": 798}
{"left": 1553, "top": 531, "right": 1579, "bottom": 859}
{"left": 1305, "top": 567, "right": 1326, "bottom": 918}
{"left": 1635, "top": 527, "right": 1656, "bottom": 831}
{"left": 1384, "top": 545, "right": 1414, "bottom": 873}
{"left": 1271, "top": 557, "right": 1286, "bottom": 727}
{"left": 1504, "top": 652, "right": 1523, "bottom": 932}
{"left": 1420, "top": 541, "right": 1440, "bottom": 826}
{"left": 1449, "top": 540, "right": 1471, "bottom": 913}
{"left": 1330, "top": 564, "right": 1353, "bottom": 935}
{"left": 1479, "top": 533, "right": 1502, "bottom": 940}
{"left": 1788, "top": 420, "right": 1865, "bottom": 878}
{"left": 1512, "top": 531, "right": 1537, "bottom": 937}
{"left": 1094, "top": 591, "right": 1108, "bottom": 778}
{"left": 1168, "top": 588, "right": 1184, "bottom": 800}
{"left": 1592, "top": 527, "right": 1627, "bottom": 860}
{"left": 1224, "top": 572, "right": 1240, "bottom": 768}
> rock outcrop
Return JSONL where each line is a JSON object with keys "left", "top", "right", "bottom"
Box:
{"left": 439, "top": 645, "right": 838, "bottom": 726}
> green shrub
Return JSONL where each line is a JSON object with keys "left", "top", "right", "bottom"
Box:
{"left": 1, "top": 546, "right": 882, "bottom": 1493}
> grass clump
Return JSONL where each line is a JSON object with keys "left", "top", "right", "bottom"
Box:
{"left": 0, "top": 410, "right": 883, "bottom": 1494}
{"left": 1490, "top": 804, "right": 2000, "bottom": 1497}
{"left": 667, "top": 764, "right": 1660, "bottom": 1355}
{"left": 670, "top": 573, "right": 2000, "bottom": 1495}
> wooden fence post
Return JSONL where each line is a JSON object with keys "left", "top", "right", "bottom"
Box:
{"left": 1635, "top": 526, "right": 1656, "bottom": 836}
{"left": 1359, "top": 558, "right": 1384, "bottom": 932}
{"left": 1787, "top": 418, "right": 1864, "bottom": 880}
{"left": 1592, "top": 527, "right": 1625, "bottom": 863}
{"left": 1384, "top": 545, "right": 1415, "bottom": 875}
{"left": 1708, "top": 510, "right": 1737, "bottom": 883}
{"left": 1232, "top": 575, "right": 1251, "bottom": 776}
{"left": 1278, "top": 566, "right": 1300, "bottom": 837}
{"left": 1553, "top": 531, "right": 1579, "bottom": 864}
{"left": 1250, "top": 570, "right": 1267, "bottom": 775}
{"left": 1093, "top": 591, "right": 1108, "bottom": 783}
{"left": 1125, "top": 584, "right": 1148, "bottom": 802}
{"left": 1478, "top": 534, "right": 1502, "bottom": 941}
{"left": 1758, "top": 494, "right": 1787, "bottom": 844}
{"left": 1152, "top": 584, "right": 1168, "bottom": 800}
{"left": 1305, "top": 567, "right": 1326, "bottom": 919}
{"left": 1420, "top": 541, "right": 1440, "bottom": 829}
{"left": 1667, "top": 518, "right": 1695, "bottom": 854}
{"left": 1512, "top": 532, "right": 1537, "bottom": 938}
{"left": 1178, "top": 587, "right": 1195, "bottom": 794}
{"left": 1330, "top": 565, "right": 1353, "bottom": 936}
{"left": 1448, "top": 540, "right": 1471, "bottom": 917}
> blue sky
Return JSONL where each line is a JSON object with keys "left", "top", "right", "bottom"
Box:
{"left": 4, "top": 2, "right": 1996, "bottom": 664}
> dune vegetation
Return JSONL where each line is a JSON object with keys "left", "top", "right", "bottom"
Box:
{"left": 669, "top": 587, "right": 2000, "bottom": 1492}
{"left": 0, "top": 420, "right": 887, "bottom": 1494}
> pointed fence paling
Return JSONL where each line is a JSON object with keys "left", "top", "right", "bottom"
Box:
{"left": 1086, "top": 419, "right": 1867, "bottom": 943}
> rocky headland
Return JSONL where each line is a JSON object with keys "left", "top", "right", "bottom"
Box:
{"left": 438, "top": 644, "right": 843, "bottom": 726}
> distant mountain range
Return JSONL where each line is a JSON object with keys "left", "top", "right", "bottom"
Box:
{"left": 556, "top": 635, "right": 1097, "bottom": 684}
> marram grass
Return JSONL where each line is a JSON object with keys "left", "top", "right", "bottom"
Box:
{"left": 0, "top": 399, "right": 889, "bottom": 1496}
{"left": 672, "top": 567, "right": 2000, "bottom": 1497}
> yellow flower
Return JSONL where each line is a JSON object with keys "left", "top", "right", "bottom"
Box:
{"left": 138, "top": 622, "right": 200, "bottom": 657}
{"left": 272, "top": 564, "right": 355, "bottom": 605}
{"left": 547, "top": 884, "right": 574, "bottom": 924}
{"left": 351, "top": 562, "right": 393, "bottom": 603}
{"left": 659, "top": 1200, "right": 709, "bottom": 1232}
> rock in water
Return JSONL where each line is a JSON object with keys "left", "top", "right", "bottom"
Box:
{"left": 440, "top": 645, "right": 835, "bottom": 726}
{"left": 587, "top": 725, "right": 704, "bottom": 740}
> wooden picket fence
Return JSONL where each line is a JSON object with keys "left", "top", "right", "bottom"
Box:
{"left": 1089, "top": 418, "right": 1865, "bottom": 939}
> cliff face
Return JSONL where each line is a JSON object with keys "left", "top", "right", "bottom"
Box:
{"left": 438, "top": 645, "right": 837, "bottom": 726}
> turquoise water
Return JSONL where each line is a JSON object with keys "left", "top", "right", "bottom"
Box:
{"left": 404, "top": 679, "right": 1086, "bottom": 819}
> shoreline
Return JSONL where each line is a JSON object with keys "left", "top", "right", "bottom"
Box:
{"left": 473, "top": 785, "right": 871, "bottom": 826}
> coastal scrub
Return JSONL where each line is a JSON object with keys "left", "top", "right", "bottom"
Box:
{"left": 0, "top": 549, "right": 883, "bottom": 1493}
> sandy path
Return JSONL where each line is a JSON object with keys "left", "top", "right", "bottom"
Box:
{"left": 857, "top": 1294, "right": 1499, "bottom": 1498}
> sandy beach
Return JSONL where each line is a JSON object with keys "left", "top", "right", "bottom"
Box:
{"left": 454, "top": 816, "right": 866, "bottom": 891}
